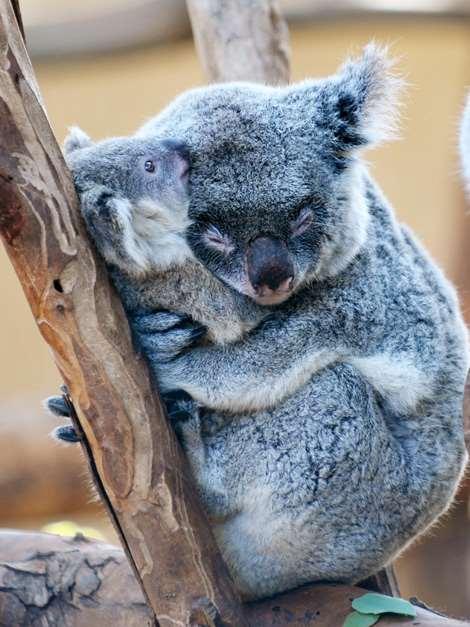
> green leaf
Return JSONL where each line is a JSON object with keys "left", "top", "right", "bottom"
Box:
{"left": 352, "top": 593, "right": 417, "bottom": 617}
{"left": 343, "top": 611, "right": 379, "bottom": 627}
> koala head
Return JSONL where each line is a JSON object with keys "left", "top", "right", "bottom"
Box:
{"left": 64, "top": 129, "right": 191, "bottom": 276}
{"left": 140, "top": 44, "right": 402, "bottom": 305}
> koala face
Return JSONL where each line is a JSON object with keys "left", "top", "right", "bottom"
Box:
{"left": 64, "top": 130, "right": 192, "bottom": 275}
{"left": 140, "top": 44, "right": 401, "bottom": 305}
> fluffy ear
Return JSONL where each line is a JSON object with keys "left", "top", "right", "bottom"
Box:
{"left": 329, "top": 43, "right": 404, "bottom": 149}
{"left": 63, "top": 126, "right": 93, "bottom": 156}
{"left": 459, "top": 92, "right": 470, "bottom": 191}
{"left": 296, "top": 43, "right": 404, "bottom": 153}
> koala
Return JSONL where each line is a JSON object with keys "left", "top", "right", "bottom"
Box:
{"left": 47, "top": 130, "right": 264, "bottom": 442}
{"left": 61, "top": 129, "right": 263, "bottom": 345}
{"left": 129, "top": 44, "right": 468, "bottom": 598}
{"left": 49, "top": 44, "right": 469, "bottom": 601}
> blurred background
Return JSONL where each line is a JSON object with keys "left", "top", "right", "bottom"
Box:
{"left": 1, "top": 0, "right": 470, "bottom": 618}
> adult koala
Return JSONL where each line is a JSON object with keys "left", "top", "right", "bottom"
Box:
{"left": 51, "top": 45, "right": 468, "bottom": 600}
{"left": 132, "top": 44, "right": 468, "bottom": 598}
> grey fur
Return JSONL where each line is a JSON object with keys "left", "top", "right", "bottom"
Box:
{"left": 58, "top": 44, "right": 468, "bottom": 601}
{"left": 64, "top": 130, "right": 263, "bottom": 344}
{"left": 133, "top": 44, "right": 468, "bottom": 598}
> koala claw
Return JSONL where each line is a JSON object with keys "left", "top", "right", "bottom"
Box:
{"left": 133, "top": 310, "right": 190, "bottom": 333}
{"left": 52, "top": 424, "right": 81, "bottom": 444}
{"left": 45, "top": 395, "right": 71, "bottom": 418}
{"left": 162, "top": 389, "right": 194, "bottom": 416}
{"left": 132, "top": 311, "right": 206, "bottom": 364}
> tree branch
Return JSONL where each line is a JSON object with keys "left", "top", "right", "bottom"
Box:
{"left": 186, "top": 0, "right": 290, "bottom": 84}
{"left": 0, "top": 531, "right": 467, "bottom": 627}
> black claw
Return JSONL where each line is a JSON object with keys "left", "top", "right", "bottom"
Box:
{"left": 190, "top": 326, "right": 207, "bottom": 342}
{"left": 168, "top": 409, "right": 193, "bottom": 423}
{"left": 53, "top": 425, "right": 81, "bottom": 443}
{"left": 162, "top": 389, "right": 193, "bottom": 404}
{"left": 46, "top": 395, "right": 71, "bottom": 418}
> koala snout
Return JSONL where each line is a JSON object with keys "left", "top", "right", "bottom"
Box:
{"left": 246, "top": 236, "right": 294, "bottom": 304}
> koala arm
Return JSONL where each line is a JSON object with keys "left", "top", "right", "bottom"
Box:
{"left": 134, "top": 306, "right": 339, "bottom": 412}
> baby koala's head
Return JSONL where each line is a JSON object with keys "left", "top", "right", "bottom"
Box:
{"left": 64, "top": 127, "right": 192, "bottom": 277}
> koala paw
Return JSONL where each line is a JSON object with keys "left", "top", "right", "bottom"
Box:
{"left": 164, "top": 393, "right": 202, "bottom": 448}
{"left": 132, "top": 311, "right": 206, "bottom": 365}
{"left": 162, "top": 389, "right": 195, "bottom": 421}
{"left": 52, "top": 424, "right": 81, "bottom": 444}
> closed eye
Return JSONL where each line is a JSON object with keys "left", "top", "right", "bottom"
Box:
{"left": 291, "top": 208, "right": 314, "bottom": 237}
{"left": 203, "top": 225, "right": 234, "bottom": 254}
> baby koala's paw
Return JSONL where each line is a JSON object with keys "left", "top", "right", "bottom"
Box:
{"left": 132, "top": 311, "right": 206, "bottom": 365}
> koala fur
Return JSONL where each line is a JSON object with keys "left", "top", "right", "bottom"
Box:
{"left": 63, "top": 130, "right": 263, "bottom": 345}
{"left": 128, "top": 44, "right": 467, "bottom": 598}
{"left": 50, "top": 44, "right": 468, "bottom": 601}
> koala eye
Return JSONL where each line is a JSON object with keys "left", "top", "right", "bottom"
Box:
{"left": 144, "top": 159, "right": 156, "bottom": 173}
{"left": 291, "top": 207, "right": 314, "bottom": 237}
{"left": 203, "top": 225, "right": 234, "bottom": 255}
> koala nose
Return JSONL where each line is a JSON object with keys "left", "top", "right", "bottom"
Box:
{"left": 246, "top": 236, "right": 294, "bottom": 294}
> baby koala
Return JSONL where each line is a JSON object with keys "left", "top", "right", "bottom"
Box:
{"left": 49, "top": 128, "right": 264, "bottom": 441}
{"left": 64, "top": 128, "right": 262, "bottom": 341}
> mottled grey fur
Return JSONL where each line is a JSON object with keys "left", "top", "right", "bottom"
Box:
{"left": 52, "top": 44, "right": 468, "bottom": 601}
{"left": 131, "top": 44, "right": 468, "bottom": 598}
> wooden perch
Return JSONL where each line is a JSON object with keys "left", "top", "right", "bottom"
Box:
{"left": 0, "top": 531, "right": 467, "bottom": 627}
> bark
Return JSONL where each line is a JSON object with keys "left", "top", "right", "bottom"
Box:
{"left": 0, "top": 1, "right": 245, "bottom": 625}
{"left": 0, "top": 531, "right": 467, "bottom": 627}
{"left": 186, "top": 0, "right": 290, "bottom": 84}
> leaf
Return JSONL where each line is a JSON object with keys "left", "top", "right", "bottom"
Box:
{"left": 343, "top": 611, "right": 379, "bottom": 627}
{"left": 352, "top": 593, "right": 417, "bottom": 617}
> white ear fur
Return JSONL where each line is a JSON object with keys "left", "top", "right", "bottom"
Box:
{"left": 336, "top": 42, "right": 405, "bottom": 147}
{"left": 459, "top": 92, "right": 470, "bottom": 192}
{"left": 63, "top": 126, "right": 93, "bottom": 155}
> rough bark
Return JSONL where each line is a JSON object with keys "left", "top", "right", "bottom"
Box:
{"left": 0, "top": 1, "right": 246, "bottom": 625}
{"left": 186, "top": 0, "right": 290, "bottom": 84}
{"left": 1, "top": 531, "right": 467, "bottom": 627}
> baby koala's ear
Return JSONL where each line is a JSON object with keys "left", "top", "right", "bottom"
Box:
{"left": 63, "top": 126, "right": 93, "bottom": 156}
{"left": 329, "top": 43, "right": 404, "bottom": 149}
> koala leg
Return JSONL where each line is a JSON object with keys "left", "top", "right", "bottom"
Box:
{"left": 167, "top": 396, "right": 235, "bottom": 521}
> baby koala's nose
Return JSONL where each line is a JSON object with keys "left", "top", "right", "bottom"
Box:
{"left": 246, "top": 236, "right": 294, "bottom": 296}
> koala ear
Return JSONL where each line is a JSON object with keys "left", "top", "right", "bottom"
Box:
{"left": 327, "top": 43, "right": 404, "bottom": 149}
{"left": 63, "top": 126, "right": 93, "bottom": 156}
{"left": 459, "top": 92, "right": 470, "bottom": 191}
{"left": 291, "top": 43, "right": 404, "bottom": 153}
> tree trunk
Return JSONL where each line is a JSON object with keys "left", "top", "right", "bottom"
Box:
{"left": 0, "top": 531, "right": 467, "bottom": 627}
{"left": 186, "top": 0, "right": 290, "bottom": 85}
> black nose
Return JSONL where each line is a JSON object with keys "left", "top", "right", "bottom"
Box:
{"left": 246, "top": 236, "right": 294, "bottom": 292}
